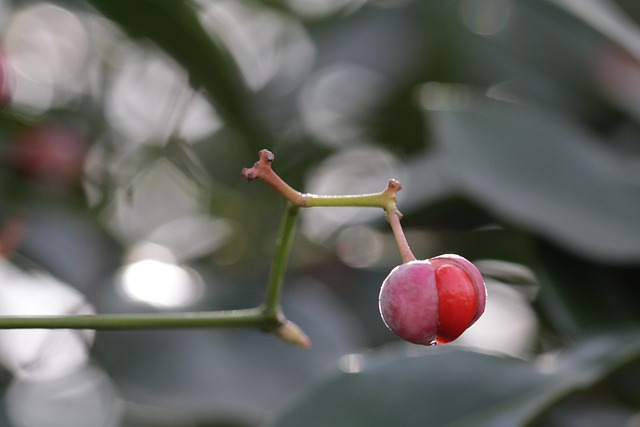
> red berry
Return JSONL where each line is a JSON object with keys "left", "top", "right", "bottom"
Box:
{"left": 0, "top": 50, "right": 13, "bottom": 106}
{"left": 378, "top": 254, "right": 486, "bottom": 345}
{"left": 12, "top": 125, "right": 89, "bottom": 186}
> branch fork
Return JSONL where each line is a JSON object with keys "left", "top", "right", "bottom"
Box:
{"left": 0, "top": 149, "right": 414, "bottom": 349}
{"left": 242, "top": 149, "right": 404, "bottom": 214}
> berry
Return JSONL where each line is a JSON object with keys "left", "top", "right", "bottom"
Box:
{"left": 0, "top": 50, "right": 13, "bottom": 106}
{"left": 378, "top": 254, "right": 486, "bottom": 345}
{"left": 12, "top": 124, "right": 88, "bottom": 186}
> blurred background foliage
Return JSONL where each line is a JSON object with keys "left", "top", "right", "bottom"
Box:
{"left": 0, "top": 0, "right": 639, "bottom": 425}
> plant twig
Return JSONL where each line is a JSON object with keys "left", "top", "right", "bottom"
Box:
{"left": 242, "top": 149, "right": 415, "bottom": 265}
{"left": 0, "top": 149, "right": 410, "bottom": 350}
{"left": 0, "top": 307, "right": 276, "bottom": 330}
{"left": 263, "top": 202, "right": 300, "bottom": 319}
{"left": 241, "top": 149, "right": 402, "bottom": 213}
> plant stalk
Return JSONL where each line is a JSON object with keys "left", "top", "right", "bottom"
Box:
{"left": 263, "top": 202, "right": 300, "bottom": 319}
{"left": 0, "top": 149, "right": 408, "bottom": 344}
{"left": 0, "top": 307, "right": 277, "bottom": 330}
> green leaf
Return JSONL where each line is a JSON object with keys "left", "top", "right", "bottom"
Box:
{"left": 547, "top": 0, "right": 640, "bottom": 62}
{"left": 97, "top": 278, "right": 366, "bottom": 423}
{"left": 265, "top": 331, "right": 640, "bottom": 427}
{"left": 86, "top": 0, "right": 271, "bottom": 151}
{"left": 426, "top": 96, "right": 640, "bottom": 263}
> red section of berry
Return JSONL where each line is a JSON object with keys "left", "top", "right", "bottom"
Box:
{"left": 434, "top": 264, "right": 478, "bottom": 344}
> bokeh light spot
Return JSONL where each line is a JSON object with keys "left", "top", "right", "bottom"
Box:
{"left": 5, "top": 3, "right": 88, "bottom": 112}
{"left": 119, "top": 243, "right": 204, "bottom": 308}
{"left": 454, "top": 279, "right": 538, "bottom": 357}
{"left": 7, "top": 365, "right": 121, "bottom": 427}
{"left": 338, "top": 353, "right": 364, "bottom": 373}
{"left": 0, "top": 260, "right": 95, "bottom": 381}
{"left": 285, "top": 0, "right": 366, "bottom": 18}
{"left": 197, "top": 0, "right": 315, "bottom": 93}
{"left": 299, "top": 64, "right": 386, "bottom": 146}
{"left": 336, "top": 226, "right": 383, "bottom": 268}
{"left": 418, "top": 82, "right": 474, "bottom": 111}
{"left": 120, "top": 259, "right": 204, "bottom": 309}
{"left": 303, "top": 146, "right": 405, "bottom": 241}
{"left": 459, "top": 0, "right": 512, "bottom": 36}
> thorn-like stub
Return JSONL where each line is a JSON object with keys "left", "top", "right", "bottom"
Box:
{"left": 381, "top": 179, "right": 402, "bottom": 213}
{"left": 241, "top": 167, "right": 256, "bottom": 181}
{"left": 242, "top": 149, "right": 276, "bottom": 181}
{"left": 387, "top": 179, "right": 402, "bottom": 192}
{"left": 274, "top": 320, "right": 312, "bottom": 348}
{"left": 260, "top": 149, "right": 275, "bottom": 163}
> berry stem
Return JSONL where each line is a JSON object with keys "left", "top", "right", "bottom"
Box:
{"left": 243, "top": 149, "right": 415, "bottom": 264}
{"left": 387, "top": 210, "right": 416, "bottom": 263}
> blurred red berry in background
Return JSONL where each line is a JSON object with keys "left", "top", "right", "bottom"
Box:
{"left": 0, "top": 50, "right": 13, "bottom": 106}
{"left": 12, "top": 124, "right": 89, "bottom": 187}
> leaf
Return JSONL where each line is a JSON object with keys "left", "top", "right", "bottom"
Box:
{"left": 97, "top": 279, "right": 366, "bottom": 423}
{"left": 426, "top": 96, "right": 640, "bottom": 263}
{"left": 547, "top": 0, "right": 640, "bottom": 62}
{"left": 265, "top": 331, "right": 640, "bottom": 427}
{"left": 86, "top": 0, "right": 272, "bottom": 151}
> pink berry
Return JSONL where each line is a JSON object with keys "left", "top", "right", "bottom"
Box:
{"left": 0, "top": 50, "right": 13, "bottom": 106}
{"left": 12, "top": 125, "right": 89, "bottom": 186}
{"left": 378, "top": 254, "right": 486, "bottom": 345}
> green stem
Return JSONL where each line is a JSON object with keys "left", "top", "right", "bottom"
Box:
{"left": 0, "top": 149, "right": 403, "bottom": 345}
{"left": 0, "top": 175, "right": 299, "bottom": 334}
{"left": 302, "top": 193, "right": 389, "bottom": 208}
{"left": 263, "top": 202, "right": 300, "bottom": 319}
{"left": 0, "top": 307, "right": 278, "bottom": 330}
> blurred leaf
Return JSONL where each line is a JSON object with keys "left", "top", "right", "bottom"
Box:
{"left": 97, "top": 278, "right": 365, "bottom": 423}
{"left": 547, "top": 0, "right": 640, "bottom": 61}
{"left": 534, "top": 384, "right": 638, "bottom": 427}
{"left": 426, "top": 96, "right": 640, "bottom": 263}
{"left": 534, "top": 241, "right": 640, "bottom": 336}
{"left": 86, "top": 0, "right": 272, "bottom": 151}
{"left": 163, "top": 140, "right": 211, "bottom": 190}
{"left": 266, "top": 331, "right": 640, "bottom": 427}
